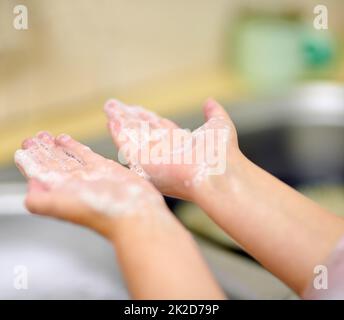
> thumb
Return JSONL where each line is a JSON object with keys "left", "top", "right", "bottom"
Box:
{"left": 24, "top": 179, "right": 113, "bottom": 237}
{"left": 203, "top": 98, "right": 230, "bottom": 121}
{"left": 25, "top": 179, "right": 54, "bottom": 215}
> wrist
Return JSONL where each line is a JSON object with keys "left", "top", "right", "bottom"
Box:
{"left": 192, "top": 149, "right": 248, "bottom": 207}
{"left": 107, "top": 203, "right": 181, "bottom": 245}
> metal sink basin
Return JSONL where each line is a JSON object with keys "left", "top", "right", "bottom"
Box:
{"left": 232, "top": 82, "right": 344, "bottom": 186}
{"left": 0, "top": 184, "right": 129, "bottom": 300}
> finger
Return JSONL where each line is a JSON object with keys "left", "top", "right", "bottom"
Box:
{"left": 160, "top": 117, "right": 179, "bottom": 129}
{"left": 107, "top": 121, "right": 129, "bottom": 147}
{"left": 14, "top": 149, "right": 41, "bottom": 180}
{"left": 36, "top": 131, "right": 54, "bottom": 145}
{"left": 105, "top": 99, "right": 164, "bottom": 129}
{"left": 55, "top": 134, "right": 102, "bottom": 164}
{"left": 104, "top": 99, "right": 130, "bottom": 120}
{"left": 22, "top": 135, "right": 59, "bottom": 166}
{"left": 22, "top": 138, "right": 36, "bottom": 150}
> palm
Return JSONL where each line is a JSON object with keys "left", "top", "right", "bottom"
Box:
{"left": 15, "top": 132, "right": 164, "bottom": 226}
{"left": 105, "top": 99, "right": 236, "bottom": 200}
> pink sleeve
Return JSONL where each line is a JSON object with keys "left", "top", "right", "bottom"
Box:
{"left": 303, "top": 235, "right": 344, "bottom": 299}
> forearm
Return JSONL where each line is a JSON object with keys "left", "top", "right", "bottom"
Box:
{"left": 194, "top": 151, "right": 344, "bottom": 295}
{"left": 110, "top": 206, "right": 225, "bottom": 299}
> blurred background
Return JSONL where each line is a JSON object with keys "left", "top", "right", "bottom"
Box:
{"left": 0, "top": 0, "right": 343, "bottom": 299}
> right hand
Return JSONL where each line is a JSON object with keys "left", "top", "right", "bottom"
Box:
{"left": 105, "top": 98, "right": 240, "bottom": 201}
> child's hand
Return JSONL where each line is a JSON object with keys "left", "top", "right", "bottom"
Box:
{"left": 105, "top": 99, "right": 239, "bottom": 201}
{"left": 14, "top": 132, "right": 167, "bottom": 239}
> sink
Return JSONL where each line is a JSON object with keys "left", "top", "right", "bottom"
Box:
{"left": 0, "top": 184, "right": 129, "bottom": 299}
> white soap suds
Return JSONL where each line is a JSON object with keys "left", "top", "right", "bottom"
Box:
{"left": 14, "top": 149, "right": 64, "bottom": 183}
{"left": 78, "top": 167, "right": 116, "bottom": 181}
{"left": 79, "top": 184, "right": 161, "bottom": 217}
{"left": 15, "top": 143, "right": 164, "bottom": 218}
{"left": 80, "top": 190, "right": 133, "bottom": 216}
{"left": 130, "top": 164, "right": 150, "bottom": 180}
{"left": 192, "top": 162, "right": 208, "bottom": 186}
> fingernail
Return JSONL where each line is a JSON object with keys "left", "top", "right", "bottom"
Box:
{"left": 37, "top": 131, "right": 49, "bottom": 138}
{"left": 22, "top": 138, "right": 34, "bottom": 149}
{"left": 205, "top": 98, "right": 218, "bottom": 111}
{"left": 57, "top": 134, "right": 71, "bottom": 143}
{"left": 104, "top": 100, "right": 116, "bottom": 115}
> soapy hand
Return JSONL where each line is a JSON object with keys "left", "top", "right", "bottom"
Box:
{"left": 105, "top": 98, "right": 238, "bottom": 200}
{"left": 14, "top": 132, "right": 166, "bottom": 238}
